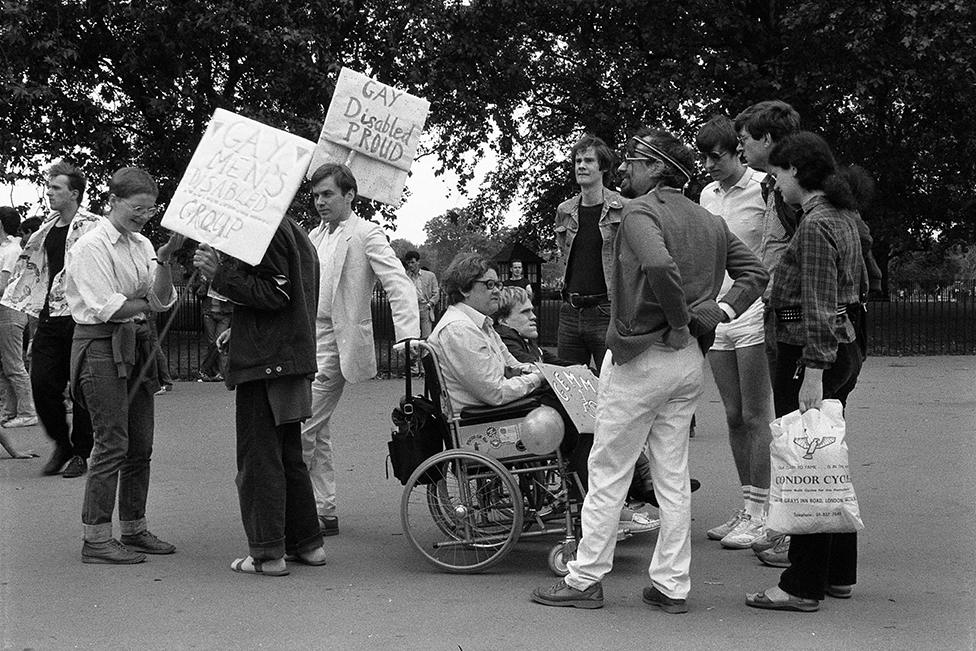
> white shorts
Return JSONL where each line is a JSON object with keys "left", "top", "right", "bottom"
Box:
{"left": 710, "top": 298, "right": 764, "bottom": 351}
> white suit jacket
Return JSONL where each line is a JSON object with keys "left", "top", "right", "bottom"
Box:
{"left": 309, "top": 213, "right": 420, "bottom": 383}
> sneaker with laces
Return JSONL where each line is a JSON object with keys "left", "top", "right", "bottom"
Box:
{"left": 756, "top": 535, "right": 791, "bottom": 567}
{"left": 120, "top": 530, "right": 176, "bottom": 554}
{"left": 619, "top": 511, "right": 661, "bottom": 535}
{"left": 721, "top": 515, "right": 765, "bottom": 549}
{"left": 751, "top": 529, "right": 782, "bottom": 554}
{"left": 3, "top": 415, "right": 38, "bottom": 428}
{"left": 707, "top": 509, "right": 745, "bottom": 540}
{"left": 531, "top": 579, "right": 604, "bottom": 609}
{"left": 82, "top": 539, "right": 147, "bottom": 564}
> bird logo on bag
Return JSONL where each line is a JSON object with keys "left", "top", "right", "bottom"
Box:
{"left": 793, "top": 436, "right": 837, "bottom": 460}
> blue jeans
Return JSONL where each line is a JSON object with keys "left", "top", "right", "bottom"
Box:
{"left": 556, "top": 302, "right": 611, "bottom": 369}
{"left": 237, "top": 380, "right": 323, "bottom": 560}
{"left": 76, "top": 335, "right": 155, "bottom": 542}
{"left": 0, "top": 305, "right": 35, "bottom": 420}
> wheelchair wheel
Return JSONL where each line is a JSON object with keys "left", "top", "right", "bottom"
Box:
{"left": 401, "top": 450, "right": 523, "bottom": 573}
{"left": 547, "top": 541, "right": 576, "bottom": 577}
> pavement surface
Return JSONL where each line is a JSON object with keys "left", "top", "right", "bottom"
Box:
{"left": 1, "top": 356, "right": 974, "bottom": 650}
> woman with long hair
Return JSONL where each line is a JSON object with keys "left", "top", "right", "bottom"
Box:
{"left": 746, "top": 132, "right": 870, "bottom": 611}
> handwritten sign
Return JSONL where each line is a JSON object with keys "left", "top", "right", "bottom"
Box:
{"left": 536, "top": 363, "right": 600, "bottom": 433}
{"left": 161, "top": 109, "right": 315, "bottom": 265}
{"left": 309, "top": 68, "right": 430, "bottom": 205}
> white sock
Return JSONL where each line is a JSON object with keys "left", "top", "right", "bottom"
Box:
{"left": 746, "top": 487, "right": 769, "bottom": 520}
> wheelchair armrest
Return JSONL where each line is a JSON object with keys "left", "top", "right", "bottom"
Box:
{"left": 458, "top": 396, "right": 542, "bottom": 426}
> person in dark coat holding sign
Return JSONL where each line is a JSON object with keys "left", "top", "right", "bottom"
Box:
{"left": 193, "top": 214, "right": 326, "bottom": 577}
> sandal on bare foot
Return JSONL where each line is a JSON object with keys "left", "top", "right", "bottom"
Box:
{"left": 230, "top": 556, "right": 289, "bottom": 577}
{"left": 746, "top": 587, "right": 819, "bottom": 612}
{"left": 285, "top": 547, "right": 327, "bottom": 566}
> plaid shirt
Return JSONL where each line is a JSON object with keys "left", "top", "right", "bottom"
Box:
{"left": 770, "top": 195, "right": 863, "bottom": 368}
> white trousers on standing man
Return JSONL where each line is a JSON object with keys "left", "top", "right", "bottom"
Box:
{"left": 565, "top": 341, "right": 703, "bottom": 599}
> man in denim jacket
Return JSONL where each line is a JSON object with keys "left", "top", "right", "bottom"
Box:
{"left": 553, "top": 135, "right": 626, "bottom": 370}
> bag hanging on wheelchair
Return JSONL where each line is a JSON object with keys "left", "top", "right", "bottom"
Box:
{"left": 387, "top": 341, "right": 448, "bottom": 485}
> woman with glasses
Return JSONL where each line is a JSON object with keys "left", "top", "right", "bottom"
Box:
{"left": 65, "top": 167, "right": 183, "bottom": 564}
{"left": 745, "top": 133, "right": 870, "bottom": 611}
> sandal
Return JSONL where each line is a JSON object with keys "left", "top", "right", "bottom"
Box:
{"left": 230, "top": 556, "right": 289, "bottom": 577}
{"left": 746, "top": 588, "right": 819, "bottom": 612}
{"left": 284, "top": 549, "right": 327, "bottom": 566}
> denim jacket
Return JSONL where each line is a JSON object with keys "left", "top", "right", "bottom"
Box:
{"left": 554, "top": 188, "right": 626, "bottom": 295}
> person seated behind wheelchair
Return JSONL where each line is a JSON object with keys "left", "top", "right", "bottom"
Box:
{"left": 491, "top": 285, "right": 669, "bottom": 532}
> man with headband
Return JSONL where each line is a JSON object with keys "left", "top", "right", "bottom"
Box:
{"left": 532, "top": 128, "right": 767, "bottom": 612}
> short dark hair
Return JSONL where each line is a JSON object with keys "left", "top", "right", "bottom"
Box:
{"left": 109, "top": 167, "right": 158, "bottom": 199}
{"left": 404, "top": 250, "right": 421, "bottom": 262}
{"left": 310, "top": 163, "right": 358, "bottom": 196}
{"left": 630, "top": 128, "right": 695, "bottom": 189}
{"left": 0, "top": 207, "right": 21, "bottom": 237}
{"left": 493, "top": 285, "right": 530, "bottom": 324}
{"left": 696, "top": 115, "right": 738, "bottom": 154}
{"left": 734, "top": 100, "right": 801, "bottom": 143}
{"left": 48, "top": 161, "right": 87, "bottom": 204}
{"left": 571, "top": 134, "right": 615, "bottom": 173}
{"left": 18, "top": 216, "right": 41, "bottom": 237}
{"left": 442, "top": 252, "right": 494, "bottom": 305}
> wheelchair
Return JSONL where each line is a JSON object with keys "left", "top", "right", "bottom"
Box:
{"left": 397, "top": 341, "right": 581, "bottom": 575}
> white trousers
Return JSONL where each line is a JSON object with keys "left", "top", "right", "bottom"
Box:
{"left": 565, "top": 342, "right": 703, "bottom": 599}
{"left": 301, "top": 318, "right": 346, "bottom": 518}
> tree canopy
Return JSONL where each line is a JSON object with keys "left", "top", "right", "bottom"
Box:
{"left": 2, "top": 0, "right": 974, "bottom": 281}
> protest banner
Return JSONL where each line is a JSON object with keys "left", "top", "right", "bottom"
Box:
{"left": 536, "top": 363, "right": 599, "bottom": 433}
{"left": 309, "top": 68, "right": 430, "bottom": 205}
{"left": 161, "top": 108, "right": 316, "bottom": 265}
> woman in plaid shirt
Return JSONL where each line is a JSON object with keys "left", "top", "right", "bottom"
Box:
{"left": 746, "top": 131, "right": 871, "bottom": 612}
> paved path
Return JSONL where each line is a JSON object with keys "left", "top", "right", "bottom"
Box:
{"left": 1, "top": 356, "right": 974, "bottom": 650}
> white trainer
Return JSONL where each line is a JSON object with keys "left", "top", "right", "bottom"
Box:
{"left": 707, "top": 509, "right": 745, "bottom": 540}
{"left": 720, "top": 515, "right": 764, "bottom": 549}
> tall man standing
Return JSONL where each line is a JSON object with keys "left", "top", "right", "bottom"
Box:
{"left": 1, "top": 162, "right": 98, "bottom": 478}
{"left": 301, "top": 163, "right": 419, "bottom": 536}
{"left": 532, "top": 129, "right": 767, "bottom": 612}
{"left": 554, "top": 135, "right": 626, "bottom": 368}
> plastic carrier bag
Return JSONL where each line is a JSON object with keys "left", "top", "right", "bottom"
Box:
{"left": 766, "top": 399, "right": 865, "bottom": 536}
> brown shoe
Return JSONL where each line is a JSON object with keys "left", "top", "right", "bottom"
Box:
{"left": 120, "top": 530, "right": 176, "bottom": 554}
{"left": 62, "top": 456, "right": 87, "bottom": 478}
{"left": 82, "top": 539, "right": 147, "bottom": 564}
{"left": 319, "top": 515, "right": 339, "bottom": 536}
{"left": 642, "top": 586, "right": 688, "bottom": 614}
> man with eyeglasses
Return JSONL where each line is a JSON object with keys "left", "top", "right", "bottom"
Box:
{"left": 532, "top": 128, "right": 766, "bottom": 612}
{"left": 553, "top": 135, "right": 626, "bottom": 370}
{"left": 1, "top": 161, "right": 98, "bottom": 478}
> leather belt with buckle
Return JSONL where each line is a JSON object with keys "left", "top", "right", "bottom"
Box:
{"left": 563, "top": 292, "right": 608, "bottom": 309}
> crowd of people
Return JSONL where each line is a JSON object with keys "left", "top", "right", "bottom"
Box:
{"left": 2, "top": 98, "right": 873, "bottom": 612}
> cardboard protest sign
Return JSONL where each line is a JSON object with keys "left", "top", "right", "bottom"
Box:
{"left": 161, "top": 108, "right": 316, "bottom": 265}
{"left": 310, "top": 68, "right": 430, "bottom": 205}
{"left": 536, "top": 363, "right": 600, "bottom": 433}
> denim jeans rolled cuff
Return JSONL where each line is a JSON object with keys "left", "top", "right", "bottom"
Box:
{"left": 120, "top": 517, "right": 148, "bottom": 537}
{"left": 83, "top": 522, "right": 114, "bottom": 544}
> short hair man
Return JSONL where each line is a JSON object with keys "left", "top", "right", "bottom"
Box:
{"left": 696, "top": 115, "right": 773, "bottom": 551}
{"left": 553, "top": 135, "right": 626, "bottom": 368}
{"left": 403, "top": 249, "right": 439, "bottom": 338}
{"left": 532, "top": 128, "right": 767, "bottom": 612}
{"left": 302, "top": 163, "right": 419, "bottom": 536}
{"left": 1, "top": 161, "right": 98, "bottom": 478}
{"left": 504, "top": 260, "right": 533, "bottom": 299}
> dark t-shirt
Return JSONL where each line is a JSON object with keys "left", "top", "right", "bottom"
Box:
{"left": 564, "top": 203, "right": 607, "bottom": 295}
{"left": 43, "top": 224, "right": 69, "bottom": 301}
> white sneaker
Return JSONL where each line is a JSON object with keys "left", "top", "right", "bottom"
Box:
{"left": 3, "top": 415, "right": 38, "bottom": 428}
{"left": 619, "top": 511, "right": 660, "bottom": 535}
{"left": 707, "top": 509, "right": 745, "bottom": 540}
{"left": 720, "top": 515, "right": 764, "bottom": 549}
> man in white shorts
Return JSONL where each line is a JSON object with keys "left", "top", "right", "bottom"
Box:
{"left": 697, "top": 115, "right": 771, "bottom": 550}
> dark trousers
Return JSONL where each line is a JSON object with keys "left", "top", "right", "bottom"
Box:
{"left": 235, "top": 380, "right": 322, "bottom": 560}
{"left": 773, "top": 339, "right": 862, "bottom": 600}
{"left": 556, "top": 302, "right": 610, "bottom": 369}
{"left": 31, "top": 313, "right": 93, "bottom": 458}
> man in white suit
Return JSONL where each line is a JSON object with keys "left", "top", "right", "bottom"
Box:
{"left": 302, "top": 163, "right": 419, "bottom": 536}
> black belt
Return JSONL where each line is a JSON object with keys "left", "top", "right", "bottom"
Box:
{"left": 775, "top": 304, "right": 848, "bottom": 322}
{"left": 563, "top": 291, "right": 608, "bottom": 309}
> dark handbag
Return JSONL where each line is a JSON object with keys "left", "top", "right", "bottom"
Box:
{"left": 387, "top": 341, "right": 448, "bottom": 485}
